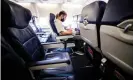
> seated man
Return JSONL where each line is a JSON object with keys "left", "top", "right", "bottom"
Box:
{"left": 55, "top": 11, "right": 73, "bottom": 36}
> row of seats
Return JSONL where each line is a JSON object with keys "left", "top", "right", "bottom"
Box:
{"left": 2, "top": 0, "right": 106, "bottom": 80}
{"left": 2, "top": 0, "right": 74, "bottom": 80}
{"left": 2, "top": 0, "right": 107, "bottom": 80}
{"left": 100, "top": 0, "right": 133, "bottom": 77}
{"left": 80, "top": 0, "right": 133, "bottom": 78}
{"left": 2, "top": 0, "right": 133, "bottom": 80}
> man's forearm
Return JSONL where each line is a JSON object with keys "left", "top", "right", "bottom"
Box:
{"left": 60, "top": 30, "right": 72, "bottom": 35}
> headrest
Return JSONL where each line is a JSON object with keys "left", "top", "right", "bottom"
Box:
{"left": 3, "top": 0, "right": 32, "bottom": 29}
{"left": 101, "top": 0, "right": 133, "bottom": 25}
{"left": 81, "top": 1, "right": 106, "bottom": 24}
{"left": 49, "top": 13, "right": 55, "bottom": 22}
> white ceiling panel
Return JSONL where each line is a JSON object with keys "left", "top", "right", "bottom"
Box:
{"left": 10, "top": 0, "right": 65, "bottom": 3}
{"left": 10, "top": 0, "right": 109, "bottom": 4}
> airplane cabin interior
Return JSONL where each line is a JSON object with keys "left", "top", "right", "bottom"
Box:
{"left": 1, "top": 0, "right": 133, "bottom": 80}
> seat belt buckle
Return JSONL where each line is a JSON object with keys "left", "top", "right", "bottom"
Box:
{"left": 100, "top": 58, "right": 107, "bottom": 72}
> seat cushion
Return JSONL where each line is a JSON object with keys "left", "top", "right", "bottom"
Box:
{"left": 42, "top": 76, "right": 74, "bottom": 80}
{"left": 47, "top": 48, "right": 72, "bottom": 53}
{"left": 40, "top": 52, "right": 73, "bottom": 77}
{"left": 45, "top": 52, "right": 70, "bottom": 60}
{"left": 40, "top": 65, "right": 73, "bottom": 77}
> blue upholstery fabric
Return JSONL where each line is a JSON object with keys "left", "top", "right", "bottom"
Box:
{"left": 2, "top": 0, "right": 71, "bottom": 63}
{"left": 81, "top": 1, "right": 106, "bottom": 24}
{"left": 2, "top": 0, "right": 74, "bottom": 78}
{"left": 1, "top": 36, "right": 33, "bottom": 80}
{"left": 101, "top": 0, "right": 133, "bottom": 25}
{"left": 2, "top": 0, "right": 44, "bottom": 62}
{"left": 49, "top": 13, "right": 59, "bottom": 36}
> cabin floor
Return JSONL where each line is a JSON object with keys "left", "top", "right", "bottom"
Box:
{"left": 71, "top": 54, "right": 93, "bottom": 80}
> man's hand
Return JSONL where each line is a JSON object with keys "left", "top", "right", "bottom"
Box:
{"left": 60, "top": 29, "right": 72, "bottom": 36}
{"left": 68, "top": 29, "right": 72, "bottom": 32}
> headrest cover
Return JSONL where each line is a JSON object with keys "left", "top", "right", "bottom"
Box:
{"left": 49, "top": 13, "right": 55, "bottom": 22}
{"left": 81, "top": 1, "right": 106, "bottom": 24}
{"left": 101, "top": 0, "right": 133, "bottom": 25}
{"left": 4, "top": 1, "right": 32, "bottom": 29}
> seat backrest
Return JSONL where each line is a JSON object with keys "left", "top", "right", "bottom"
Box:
{"left": 100, "top": 0, "right": 133, "bottom": 76}
{"left": 80, "top": 1, "right": 106, "bottom": 49}
{"left": 30, "top": 16, "right": 40, "bottom": 32}
{"left": 1, "top": 35, "right": 33, "bottom": 80}
{"left": 80, "top": 1, "right": 106, "bottom": 61}
{"left": 81, "top": 1, "right": 106, "bottom": 24}
{"left": 101, "top": 0, "right": 133, "bottom": 25}
{"left": 49, "top": 13, "right": 59, "bottom": 36}
{"left": 2, "top": 0, "right": 45, "bottom": 62}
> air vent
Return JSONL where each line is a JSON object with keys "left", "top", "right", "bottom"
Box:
{"left": 42, "top": 0, "right": 48, "bottom": 1}
{"left": 15, "top": 0, "right": 24, "bottom": 1}
{"left": 67, "top": 0, "right": 71, "bottom": 2}
{"left": 14, "top": 0, "right": 19, "bottom": 2}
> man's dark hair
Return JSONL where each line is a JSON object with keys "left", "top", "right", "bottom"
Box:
{"left": 56, "top": 13, "right": 59, "bottom": 19}
{"left": 58, "top": 11, "right": 67, "bottom": 16}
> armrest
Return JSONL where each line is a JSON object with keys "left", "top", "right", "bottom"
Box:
{"left": 56, "top": 35, "right": 74, "bottom": 40}
{"left": 28, "top": 59, "right": 70, "bottom": 67}
{"left": 28, "top": 59, "right": 70, "bottom": 70}
{"left": 36, "top": 32, "right": 46, "bottom": 35}
{"left": 42, "top": 42, "right": 75, "bottom": 49}
{"left": 41, "top": 41, "right": 63, "bottom": 45}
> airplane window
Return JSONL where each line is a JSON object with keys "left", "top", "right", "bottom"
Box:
{"left": 15, "top": 3, "right": 31, "bottom": 6}
{"left": 72, "top": 15, "right": 82, "bottom": 29}
{"left": 37, "top": 3, "right": 58, "bottom": 8}
{"left": 62, "top": 18, "right": 73, "bottom": 28}
{"left": 38, "top": 17, "right": 53, "bottom": 32}
{"left": 63, "top": 17, "right": 80, "bottom": 29}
